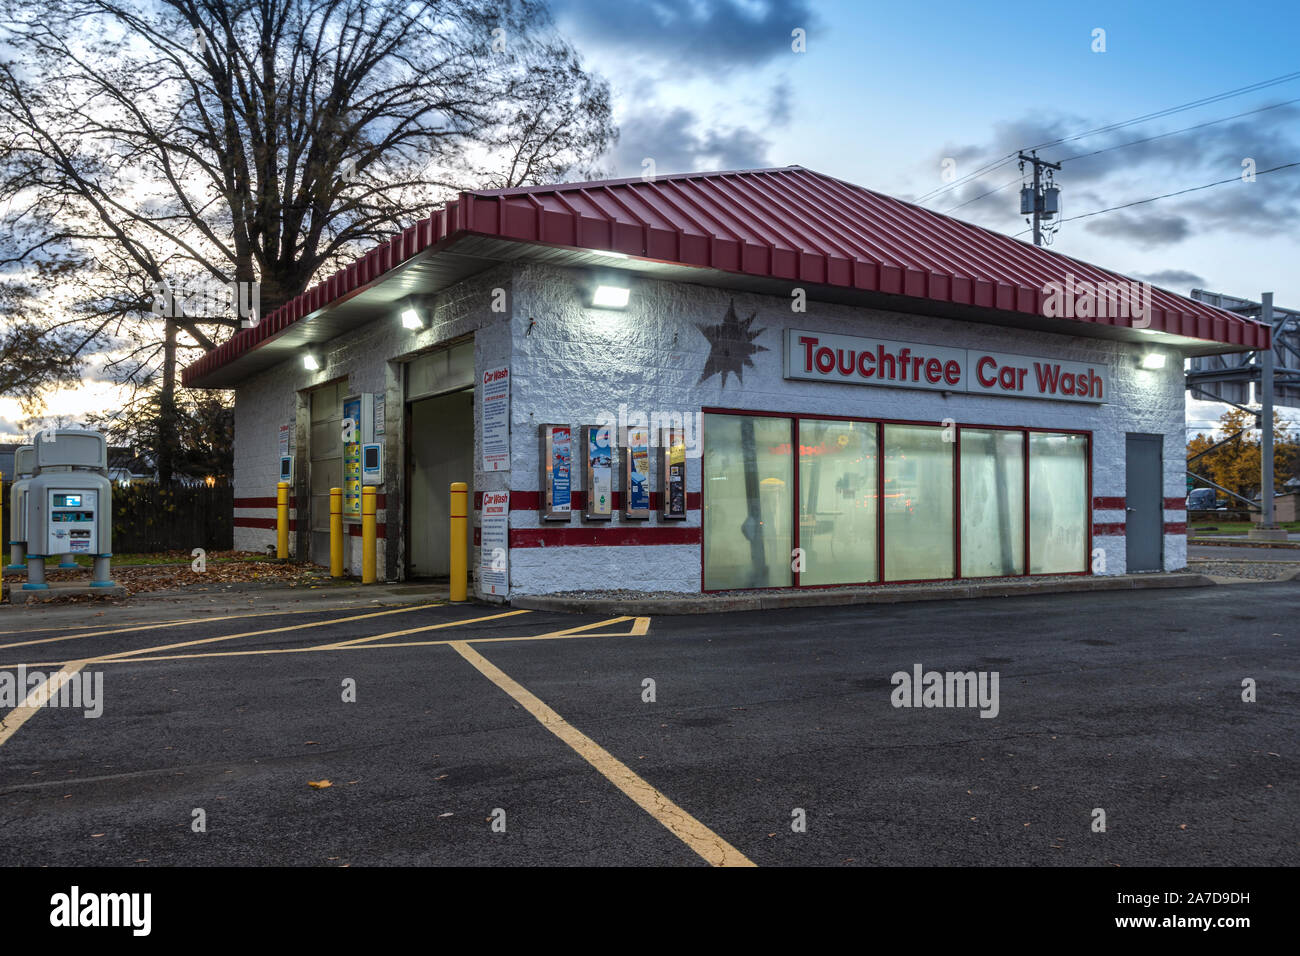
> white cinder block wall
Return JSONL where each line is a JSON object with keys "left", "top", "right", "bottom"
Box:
{"left": 233, "top": 265, "right": 514, "bottom": 579}
{"left": 233, "top": 259, "right": 1187, "bottom": 594}
{"left": 504, "top": 263, "right": 1187, "bottom": 594}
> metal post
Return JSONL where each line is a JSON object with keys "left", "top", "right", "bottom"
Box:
{"left": 1030, "top": 159, "right": 1041, "bottom": 247}
{"left": 1260, "top": 292, "right": 1276, "bottom": 529}
{"left": 450, "top": 482, "right": 468, "bottom": 602}
{"left": 361, "top": 486, "right": 377, "bottom": 584}
{"left": 276, "top": 481, "right": 290, "bottom": 559}
{"left": 23, "top": 555, "right": 47, "bottom": 590}
{"left": 90, "top": 555, "right": 114, "bottom": 588}
{"left": 329, "top": 487, "right": 344, "bottom": 578}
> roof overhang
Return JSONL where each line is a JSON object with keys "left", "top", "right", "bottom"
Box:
{"left": 183, "top": 167, "right": 1268, "bottom": 389}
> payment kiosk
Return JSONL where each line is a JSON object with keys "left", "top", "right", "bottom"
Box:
{"left": 6, "top": 444, "right": 35, "bottom": 570}
{"left": 22, "top": 431, "right": 115, "bottom": 590}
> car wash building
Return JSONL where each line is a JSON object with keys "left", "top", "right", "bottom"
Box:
{"left": 181, "top": 166, "right": 1270, "bottom": 600}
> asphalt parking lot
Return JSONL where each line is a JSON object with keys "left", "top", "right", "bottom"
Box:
{"left": 0, "top": 582, "right": 1296, "bottom": 867}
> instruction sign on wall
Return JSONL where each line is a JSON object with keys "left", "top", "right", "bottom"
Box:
{"left": 481, "top": 366, "right": 510, "bottom": 471}
{"left": 480, "top": 490, "right": 510, "bottom": 597}
{"left": 342, "top": 396, "right": 362, "bottom": 519}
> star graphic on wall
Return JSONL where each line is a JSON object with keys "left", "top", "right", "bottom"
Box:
{"left": 696, "top": 299, "right": 768, "bottom": 387}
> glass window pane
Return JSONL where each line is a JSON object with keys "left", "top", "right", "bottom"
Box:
{"left": 960, "top": 429, "right": 1025, "bottom": 577}
{"left": 1029, "top": 432, "right": 1089, "bottom": 573}
{"left": 798, "top": 419, "right": 878, "bottom": 584}
{"left": 703, "top": 414, "right": 793, "bottom": 590}
{"left": 883, "top": 424, "right": 954, "bottom": 581}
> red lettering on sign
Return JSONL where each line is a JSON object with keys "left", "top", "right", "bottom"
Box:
{"left": 1035, "top": 362, "right": 1061, "bottom": 393}
{"left": 815, "top": 347, "right": 835, "bottom": 373}
{"left": 944, "top": 360, "right": 961, "bottom": 385}
{"left": 925, "top": 357, "right": 942, "bottom": 383}
{"left": 798, "top": 335, "right": 819, "bottom": 371}
{"left": 976, "top": 355, "right": 997, "bottom": 387}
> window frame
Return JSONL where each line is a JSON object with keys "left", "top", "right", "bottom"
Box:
{"left": 700, "top": 407, "right": 1092, "bottom": 592}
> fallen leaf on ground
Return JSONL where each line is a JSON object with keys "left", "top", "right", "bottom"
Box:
{"left": 308, "top": 780, "right": 332, "bottom": 789}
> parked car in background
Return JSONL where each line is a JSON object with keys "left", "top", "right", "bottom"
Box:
{"left": 1187, "top": 488, "right": 1222, "bottom": 511}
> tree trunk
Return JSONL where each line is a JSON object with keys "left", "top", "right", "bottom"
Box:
{"left": 158, "top": 317, "right": 178, "bottom": 485}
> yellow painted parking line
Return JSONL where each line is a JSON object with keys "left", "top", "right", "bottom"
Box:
{"left": 14, "top": 615, "right": 649, "bottom": 667}
{"left": 315, "top": 609, "right": 533, "bottom": 649}
{"left": 0, "top": 601, "right": 443, "bottom": 652}
{"left": 449, "top": 640, "right": 751, "bottom": 868}
{"left": 0, "top": 661, "right": 88, "bottom": 750}
{"left": 60, "top": 603, "right": 448, "bottom": 666}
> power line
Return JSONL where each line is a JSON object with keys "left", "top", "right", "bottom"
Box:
{"left": 939, "top": 97, "right": 1299, "bottom": 215}
{"left": 1011, "top": 162, "right": 1300, "bottom": 238}
{"left": 1024, "top": 70, "right": 1300, "bottom": 152}
{"left": 938, "top": 98, "right": 1299, "bottom": 215}
{"left": 940, "top": 176, "right": 1020, "bottom": 213}
{"left": 916, "top": 69, "right": 1300, "bottom": 206}
{"left": 1059, "top": 97, "right": 1300, "bottom": 164}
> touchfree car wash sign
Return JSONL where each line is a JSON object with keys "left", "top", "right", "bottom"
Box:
{"left": 784, "top": 330, "right": 1107, "bottom": 403}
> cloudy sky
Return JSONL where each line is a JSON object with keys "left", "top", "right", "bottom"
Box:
{"left": 6, "top": 0, "right": 1298, "bottom": 439}
{"left": 550, "top": 0, "right": 1300, "bottom": 435}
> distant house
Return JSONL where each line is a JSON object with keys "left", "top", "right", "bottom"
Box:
{"left": 107, "top": 446, "right": 157, "bottom": 484}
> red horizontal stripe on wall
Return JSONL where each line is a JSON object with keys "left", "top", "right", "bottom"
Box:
{"left": 347, "top": 523, "right": 387, "bottom": 539}
{"left": 510, "top": 526, "right": 702, "bottom": 548}
{"left": 1163, "top": 498, "right": 1186, "bottom": 510}
{"left": 235, "top": 517, "right": 298, "bottom": 531}
{"left": 1093, "top": 497, "right": 1125, "bottom": 510}
{"left": 1163, "top": 522, "right": 1187, "bottom": 534}
{"left": 1092, "top": 522, "right": 1125, "bottom": 535}
{"left": 236, "top": 494, "right": 385, "bottom": 509}
{"left": 234, "top": 496, "right": 296, "bottom": 509}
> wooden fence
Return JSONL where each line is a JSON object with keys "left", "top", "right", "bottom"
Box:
{"left": 111, "top": 484, "right": 234, "bottom": 553}
{"left": 1, "top": 481, "right": 233, "bottom": 555}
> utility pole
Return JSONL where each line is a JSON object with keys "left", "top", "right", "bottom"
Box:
{"left": 1019, "top": 150, "right": 1062, "bottom": 246}
{"left": 1259, "top": 292, "right": 1276, "bottom": 530}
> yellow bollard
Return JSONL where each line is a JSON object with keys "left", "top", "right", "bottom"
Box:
{"left": 450, "top": 482, "right": 468, "bottom": 602}
{"left": 329, "top": 487, "right": 343, "bottom": 578}
{"left": 361, "top": 486, "right": 377, "bottom": 584}
{"left": 276, "top": 481, "right": 289, "bottom": 559}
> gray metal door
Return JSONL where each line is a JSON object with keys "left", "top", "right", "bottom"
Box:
{"left": 1125, "top": 434, "right": 1163, "bottom": 572}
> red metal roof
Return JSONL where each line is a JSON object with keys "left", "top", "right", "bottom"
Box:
{"left": 182, "top": 165, "right": 1268, "bottom": 386}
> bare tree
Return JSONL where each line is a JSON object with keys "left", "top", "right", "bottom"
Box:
{"left": 0, "top": 0, "right": 615, "bottom": 480}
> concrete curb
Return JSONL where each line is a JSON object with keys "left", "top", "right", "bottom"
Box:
{"left": 1190, "top": 537, "right": 1300, "bottom": 550}
{"left": 510, "top": 573, "right": 1217, "bottom": 616}
{"left": 3, "top": 583, "right": 129, "bottom": 605}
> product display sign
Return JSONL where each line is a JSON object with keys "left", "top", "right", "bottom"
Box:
{"left": 482, "top": 366, "right": 511, "bottom": 472}
{"left": 582, "top": 425, "right": 614, "bottom": 520}
{"left": 660, "top": 427, "right": 687, "bottom": 520}
{"left": 785, "top": 329, "right": 1108, "bottom": 403}
{"left": 622, "top": 426, "right": 651, "bottom": 519}
{"left": 540, "top": 424, "right": 573, "bottom": 520}
{"left": 342, "top": 396, "right": 362, "bottom": 519}
{"left": 278, "top": 423, "right": 292, "bottom": 458}
{"left": 480, "top": 490, "right": 510, "bottom": 597}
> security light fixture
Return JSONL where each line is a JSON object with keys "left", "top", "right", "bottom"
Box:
{"left": 401, "top": 307, "right": 424, "bottom": 329}
{"left": 592, "top": 284, "right": 630, "bottom": 309}
{"left": 303, "top": 352, "right": 320, "bottom": 371}
{"left": 1141, "top": 352, "right": 1166, "bottom": 370}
